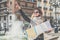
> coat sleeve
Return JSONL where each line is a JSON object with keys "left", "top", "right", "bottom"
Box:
{"left": 18, "top": 9, "right": 37, "bottom": 26}
{"left": 19, "top": 9, "right": 31, "bottom": 23}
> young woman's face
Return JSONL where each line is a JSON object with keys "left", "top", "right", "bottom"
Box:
{"left": 33, "top": 10, "right": 40, "bottom": 17}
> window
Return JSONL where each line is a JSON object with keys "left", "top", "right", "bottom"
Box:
{"left": 4, "top": 2, "right": 7, "bottom": 7}
{"left": 4, "top": 16, "right": 6, "bottom": 20}
{"left": 4, "top": 23, "right": 6, "bottom": 27}
{"left": 43, "top": 3, "right": 47, "bottom": 10}
{"left": 59, "top": 0, "right": 60, "bottom": 2}
{"left": 43, "top": 0, "right": 47, "bottom": 3}
{"left": 44, "top": 11, "right": 47, "bottom": 20}
{"left": 44, "top": 3, "right": 46, "bottom": 6}
{"left": 0, "top": 0, "right": 2, "bottom": 2}
{"left": 0, "top": 23, "right": 1, "bottom": 27}
{"left": 38, "top": 0, "right": 42, "bottom": 2}
{"left": 32, "top": 0, "right": 36, "bottom": 2}
{"left": 26, "top": 0, "right": 31, "bottom": 2}
{"left": 1, "top": 4, "right": 4, "bottom": 8}
{"left": 49, "top": 8, "right": 53, "bottom": 11}
{"left": 37, "top": 1, "right": 42, "bottom": 7}
{"left": 26, "top": 0, "right": 36, "bottom": 2}
{"left": 50, "top": 0, "right": 56, "bottom": 3}
{"left": 0, "top": 4, "right": 1, "bottom": 8}
{"left": 49, "top": 0, "right": 52, "bottom": 2}
{"left": 58, "top": 2, "right": 60, "bottom": 7}
{"left": 10, "top": 2, "right": 12, "bottom": 5}
{"left": 43, "top": 7, "right": 47, "bottom": 10}
{"left": 10, "top": 16, "right": 12, "bottom": 20}
{"left": 0, "top": 3, "right": 7, "bottom": 8}
{"left": 2, "top": 0, "right": 7, "bottom": 2}
{"left": 0, "top": 23, "right": 2, "bottom": 31}
{"left": 49, "top": 6, "right": 53, "bottom": 11}
{"left": 38, "top": 6, "right": 42, "bottom": 9}
{"left": 0, "top": 0, "right": 7, "bottom": 2}
{"left": 0, "top": 17, "right": 1, "bottom": 21}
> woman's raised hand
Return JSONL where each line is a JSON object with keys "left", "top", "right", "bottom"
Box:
{"left": 14, "top": 1, "right": 21, "bottom": 12}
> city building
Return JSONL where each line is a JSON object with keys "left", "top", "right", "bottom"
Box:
{"left": 37, "top": 0, "right": 54, "bottom": 18}
{"left": 37, "top": 0, "right": 60, "bottom": 30}
{"left": 0, "top": 0, "right": 13, "bottom": 34}
{"left": 0, "top": 0, "right": 9, "bottom": 34}
{"left": 19, "top": 0, "right": 37, "bottom": 16}
{"left": 49, "top": 0, "right": 60, "bottom": 25}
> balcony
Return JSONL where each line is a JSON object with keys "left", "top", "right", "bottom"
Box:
{"left": 0, "top": 0, "right": 2, "bottom": 2}
{"left": 49, "top": 0, "right": 56, "bottom": 4}
{"left": 56, "top": 8, "right": 60, "bottom": 13}
{"left": 43, "top": 7, "right": 48, "bottom": 10}
{"left": 43, "top": 0, "right": 47, "bottom": 3}
{"left": 0, "top": 0, "right": 7, "bottom": 3}
{"left": 49, "top": 8, "right": 53, "bottom": 11}
{"left": 0, "top": 2, "right": 7, "bottom": 8}
{"left": 0, "top": 7, "right": 7, "bottom": 13}
{"left": 38, "top": 0, "right": 42, "bottom": 2}
{"left": 20, "top": 1, "right": 36, "bottom": 8}
{"left": 37, "top": 1, "right": 42, "bottom": 7}
{"left": 58, "top": 2, "right": 60, "bottom": 7}
{"left": 25, "top": 0, "right": 36, "bottom": 2}
{"left": 58, "top": 0, "right": 60, "bottom": 2}
{"left": 38, "top": 6, "right": 42, "bottom": 9}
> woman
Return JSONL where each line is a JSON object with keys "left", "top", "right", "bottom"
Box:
{"left": 30, "top": 8, "right": 44, "bottom": 40}
{"left": 31, "top": 8, "right": 44, "bottom": 26}
{"left": 31, "top": 8, "right": 57, "bottom": 40}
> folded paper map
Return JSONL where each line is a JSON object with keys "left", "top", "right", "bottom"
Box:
{"left": 34, "top": 25, "right": 44, "bottom": 36}
{"left": 26, "top": 20, "right": 52, "bottom": 39}
{"left": 26, "top": 27, "right": 36, "bottom": 38}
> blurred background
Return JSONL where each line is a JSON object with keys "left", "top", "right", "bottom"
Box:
{"left": 0, "top": 0, "right": 60, "bottom": 36}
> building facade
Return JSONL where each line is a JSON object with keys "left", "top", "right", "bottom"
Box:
{"left": 37, "top": 0, "right": 60, "bottom": 28}
{"left": 0, "top": 0, "right": 13, "bottom": 34}
{"left": 19, "top": 0, "right": 37, "bottom": 16}
{"left": 0, "top": 0, "right": 9, "bottom": 34}
{"left": 37, "top": 0, "right": 60, "bottom": 21}
{"left": 37, "top": 0, "right": 54, "bottom": 18}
